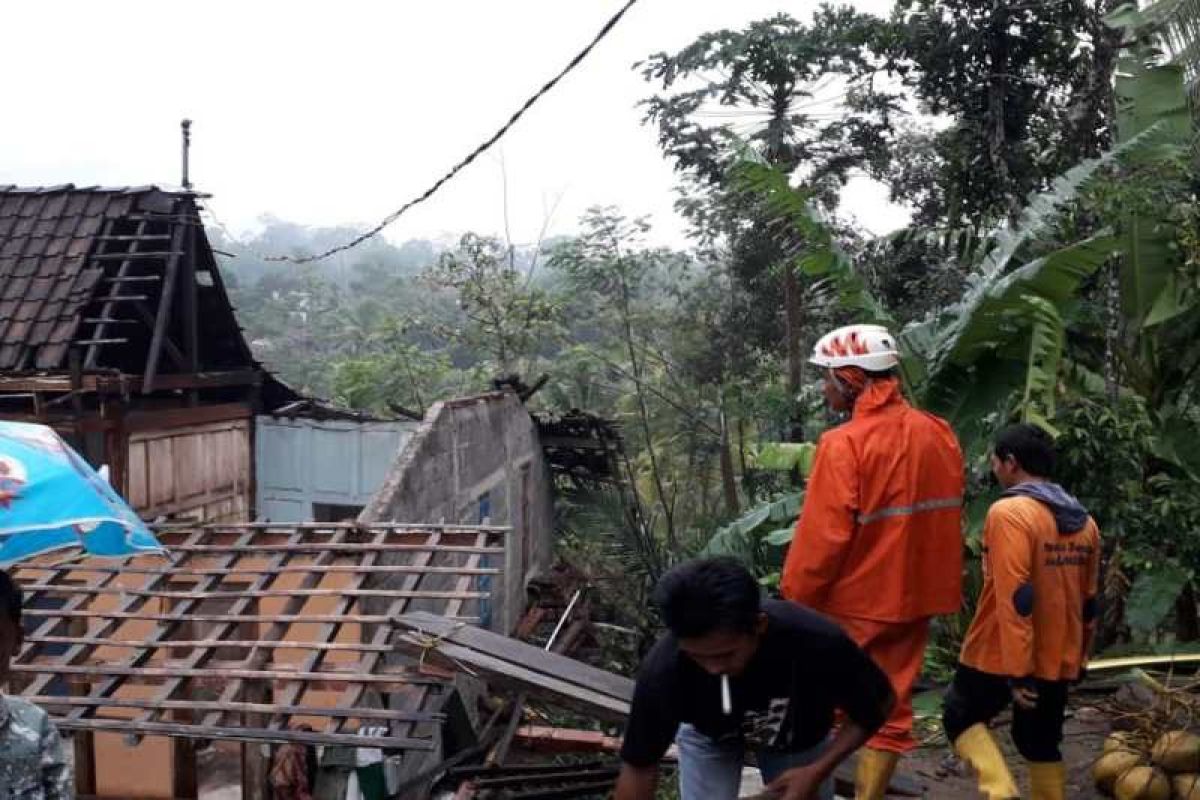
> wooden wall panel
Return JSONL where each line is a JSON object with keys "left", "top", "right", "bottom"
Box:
{"left": 129, "top": 420, "right": 251, "bottom": 522}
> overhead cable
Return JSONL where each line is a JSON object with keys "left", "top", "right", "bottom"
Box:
{"left": 265, "top": 0, "right": 642, "bottom": 264}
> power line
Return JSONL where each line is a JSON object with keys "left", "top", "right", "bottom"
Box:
{"left": 264, "top": 0, "right": 642, "bottom": 264}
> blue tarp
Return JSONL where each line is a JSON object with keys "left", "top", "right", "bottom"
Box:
{"left": 0, "top": 421, "right": 164, "bottom": 564}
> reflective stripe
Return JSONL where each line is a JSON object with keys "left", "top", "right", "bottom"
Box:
{"left": 856, "top": 496, "right": 963, "bottom": 526}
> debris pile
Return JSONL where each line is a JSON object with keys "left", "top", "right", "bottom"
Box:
{"left": 1094, "top": 669, "right": 1200, "bottom": 799}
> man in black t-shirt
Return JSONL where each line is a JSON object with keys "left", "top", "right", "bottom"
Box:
{"left": 614, "top": 558, "right": 895, "bottom": 800}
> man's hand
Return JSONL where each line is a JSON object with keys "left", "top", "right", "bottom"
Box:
{"left": 1011, "top": 682, "right": 1038, "bottom": 710}
{"left": 766, "top": 763, "right": 826, "bottom": 800}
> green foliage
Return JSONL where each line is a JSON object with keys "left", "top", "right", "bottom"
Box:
{"left": 886, "top": 0, "right": 1120, "bottom": 225}
{"left": 426, "top": 233, "right": 563, "bottom": 376}
{"left": 747, "top": 442, "right": 816, "bottom": 475}
{"left": 700, "top": 491, "right": 802, "bottom": 578}
{"left": 1127, "top": 562, "right": 1192, "bottom": 638}
{"left": 639, "top": 9, "right": 898, "bottom": 188}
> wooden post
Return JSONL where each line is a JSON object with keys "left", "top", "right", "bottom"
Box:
{"left": 181, "top": 200, "right": 201, "bottom": 407}
{"left": 172, "top": 726, "right": 198, "bottom": 799}
{"left": 100, "top": 399, "right": 128, "bottom": 497}
{"left": 241, "top": 599, "right": 271, "bottom": 800}
{"left": 70, "top": 612, "right": 97, "bottom": 796}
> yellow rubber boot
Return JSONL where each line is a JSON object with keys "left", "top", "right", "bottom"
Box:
{"left": 953, "top": 724, "right": 1020, "bottom": 800}
{"left": 1028, "top": 761, "right": 1066, "bottom": 800}
{"left": 855, "top": 748, "right": 899, "bottom": 800}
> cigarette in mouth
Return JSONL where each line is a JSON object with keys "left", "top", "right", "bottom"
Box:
{"left": 721, "top": 674, "right": 732, "bottom": 715}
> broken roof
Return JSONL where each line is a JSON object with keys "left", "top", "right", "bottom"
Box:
{"left": 11, "top": 521, "right": 509, "bottom": 752}
{"left": 0, "top": 185, "right": 204, "bottom": 372}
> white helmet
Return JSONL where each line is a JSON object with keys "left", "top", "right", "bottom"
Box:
{"left": 810, "top": 324, "right": 900, "bottom": 372}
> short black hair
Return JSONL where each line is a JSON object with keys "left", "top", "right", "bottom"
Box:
{"left": 994, "top": 423, "right": 1056, "bottom": 478}
{"left": 653, "top": 557, "right": 761, "bottom": 639}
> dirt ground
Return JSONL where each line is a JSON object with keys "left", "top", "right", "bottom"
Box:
{"left": 900, "top": 701, "right": 1110, "bottom": 799}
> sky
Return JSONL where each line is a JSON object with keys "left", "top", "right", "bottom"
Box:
{"left": 0, "top": 0, "right": 909, "bottom": 253}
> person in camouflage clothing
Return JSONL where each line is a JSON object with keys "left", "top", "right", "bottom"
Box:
{"left": 0, "top": 569, "right": 71, "bottom": 799}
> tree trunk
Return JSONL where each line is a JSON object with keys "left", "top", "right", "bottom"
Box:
{"left": 718, "top": 407, "right": 741, "bottom": 515}
{"left": 784, "top": 263, "right": 806, "bottom": 446}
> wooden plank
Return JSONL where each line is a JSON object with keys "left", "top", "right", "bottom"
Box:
{"left": 25, "top": 635, "right": 392, "bottom": 653}
{"left": 105, "top": 275, "right": 163, "bottom": 283}
{"left": 18, "top": 584, "right": 488, "bottom": 601}
{"left": 21, "top": 608, "right": 477, "bottom": 625}
{"left": 53, "top": 717, "right": 434, "bottom": 751}
{"left": 166, "top": 542, "right": 505, "bottom": 555}
{"left": 181, "top": 213, "right": 200, "bottom": 375}
{"left": 12, "top": 662, "right": 433, "bottom": 686}
{"left": 141, "top": 371, "right": 261, "bottom": 391}
{"left": 143, "top": 219, "right": 186, "bottom": 393}
{"left": 397, "top": 612, "right": 635, "bottom": 703}
{"left": 395, "top": 634, "right": 630, "bottom": 722}
{"left": 123, "top": 402, "right": 252, "bottom": 432}
{"left": 91, "top": 251, "right": 183, "bottom": 260}
{"left": 48, "top": 564, "right": 500, "bottom": 578}
{"left": 151, "top": 521, "right": 508, "bottom": 533}
{"left": 1089, "top": 653, "right": 1200, "bottom": 671}
{"left": 28, "top": 696, "right": 442, "bottom": 724}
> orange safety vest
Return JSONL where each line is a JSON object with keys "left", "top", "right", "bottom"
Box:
{"left": 781, "top": 379, "right": 965, "bottom": 622}
{"left": 959, "top": 495, "right": 1101, "bottom": 681}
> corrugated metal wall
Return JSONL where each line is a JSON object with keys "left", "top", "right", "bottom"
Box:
{"left": 255, "top": 416, "right": 413, "bottom": 522}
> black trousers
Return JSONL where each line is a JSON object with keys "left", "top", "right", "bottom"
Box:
{"left": 942, "top": 664, "right": 1070, "bottom": 763}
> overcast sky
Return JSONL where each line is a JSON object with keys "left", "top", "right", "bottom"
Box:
{"left": 1, "top": 0, "right": 908, "bottom": 251}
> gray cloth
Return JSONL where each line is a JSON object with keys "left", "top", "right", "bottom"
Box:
{"left": 1003, "top": 481, "right": 1089, "bottom": 534}
{"left": 0, "top": 695, "right": 71, "bottom": 799}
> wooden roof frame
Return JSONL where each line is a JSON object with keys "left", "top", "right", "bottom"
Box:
{"left": 10, "top": 522, "right": 508, "bottom": 758}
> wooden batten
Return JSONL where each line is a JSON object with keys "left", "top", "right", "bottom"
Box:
{"left": 11, "top": 523, "right": 510, "bottom": 799}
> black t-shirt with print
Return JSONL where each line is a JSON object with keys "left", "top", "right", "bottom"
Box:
{"left": 620, "top": 600, "right": 892, "bottom": 767}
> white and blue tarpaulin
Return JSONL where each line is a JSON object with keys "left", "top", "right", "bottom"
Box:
{"left": 0, "top": 421, "right": 165, "bottom": 564}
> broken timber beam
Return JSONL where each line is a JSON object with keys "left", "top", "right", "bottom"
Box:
{"left": 393, "top": 611, "right": 634, "bottom": 723}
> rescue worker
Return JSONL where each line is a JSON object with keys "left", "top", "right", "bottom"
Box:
{"left": 781, "top": 323, "right": 965, "bottom": 799}
{"left": 943, "top": 424, "right": 1100, "bottom": 800}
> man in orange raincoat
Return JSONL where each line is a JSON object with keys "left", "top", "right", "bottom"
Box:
{"left": 781, "top": 324, "right": 965, "bottom": 799}
{"left": 942, "top": 424, "right": 1100, "bottom": 800}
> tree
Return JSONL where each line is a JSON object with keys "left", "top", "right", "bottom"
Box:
{"left": 883, "top": 0, "right": 1124, "bottom": 226}
{"left": 640, "top": 9, "right": 899, "bottom": 435}
{"left": 424, "top": 233, "right": 562, "bottom": 377}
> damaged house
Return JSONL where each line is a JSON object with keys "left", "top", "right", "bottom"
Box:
{"left": 0, "top": 184, "right": 571, "bottom": 798}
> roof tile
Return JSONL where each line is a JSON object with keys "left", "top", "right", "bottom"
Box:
{"left": 0, "top": 185, "right": 174, "bottom": 371}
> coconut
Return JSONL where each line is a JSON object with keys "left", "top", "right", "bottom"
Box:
{"left": 1107, "top": 732, "right": 1140, "bottom": 752}
{"left": 1096, "top": 749, "right": 1146, "bottom": 793}
{"left": 1151, "top": 731, "right": 1200, "bottom": 774}
{"left": 1173, "top": 774, "right": 1200, "bottom": 800}
{"left": 1114, "top": 765, "right": 1170, "bottom": 800}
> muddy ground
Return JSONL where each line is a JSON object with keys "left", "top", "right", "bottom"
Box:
{"left": 900, "top": 701, "right": 1110, "bottom": 799}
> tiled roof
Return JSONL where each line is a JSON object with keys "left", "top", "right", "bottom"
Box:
{"left": 0, "top": 185, "right": 178, "bottom": 370}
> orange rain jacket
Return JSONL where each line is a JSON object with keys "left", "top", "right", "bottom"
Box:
{"left": 781, "top": 379, "right": 965, "bottom": 622}
{"left": 959, "top": 492, "right": 1101, "bottom": 681}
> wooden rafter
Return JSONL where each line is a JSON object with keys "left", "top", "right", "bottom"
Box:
{"left": 11, "top": 523, "right": 507, "bottom": 753}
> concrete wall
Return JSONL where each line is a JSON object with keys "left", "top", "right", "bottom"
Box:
{"left": 255, "top": 416, "right": 414, "bottom": 522}
{"left": 359, "top": 391, "right": 555, "bottom": 633}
